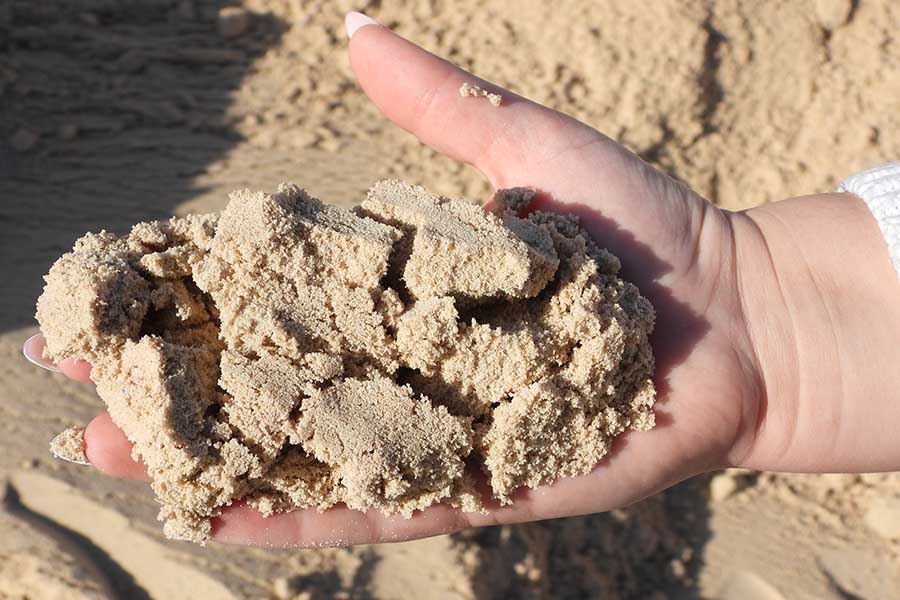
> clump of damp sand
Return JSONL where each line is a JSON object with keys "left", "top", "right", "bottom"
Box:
{"left": 36, "top": 181, "right": 656, "bottom": 543}
{"left": 459, "top": 82, "right": 502, "bottom": 107}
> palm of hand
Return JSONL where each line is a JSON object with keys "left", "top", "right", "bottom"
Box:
{"left": 37, "top": 21, "right": 762, "bottom": 547}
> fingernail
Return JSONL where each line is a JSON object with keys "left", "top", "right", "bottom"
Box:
{"left": 23, "top": 334, "right": 61, "bottom": 373}
{"left": 345, "top": 11, "right": 378, "bottom": 39}
{"left": 50, "top": 426, "right": 91, "bottom": 466}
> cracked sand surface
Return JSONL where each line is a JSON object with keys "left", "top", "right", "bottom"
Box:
{"left": 37, "top": 181, "right": 655, "bottom": 542}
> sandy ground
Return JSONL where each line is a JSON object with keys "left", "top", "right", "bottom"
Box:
{"left": 2, "top": 0, "right": 900, "bottom": 598}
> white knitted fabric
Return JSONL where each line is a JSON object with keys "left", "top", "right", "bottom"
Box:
{"left": 838, "top": 162, "right": 900, "bottom": 278}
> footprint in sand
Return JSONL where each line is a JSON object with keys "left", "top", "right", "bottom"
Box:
{"left": 1, "top": 479, "right": 117, "bottom": 599}
{"left": 4, "top": 472, "right": 234, "bottom": 600}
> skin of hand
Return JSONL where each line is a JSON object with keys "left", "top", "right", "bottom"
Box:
{"left": 25, "top": 14, "right": 900, "bottom": 548}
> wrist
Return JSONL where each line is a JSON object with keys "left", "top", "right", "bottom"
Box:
{"left": 729, "top": 193, "right": 900, "bottom": 472}
{"left": 724, "top": 207, "right": 801, "bottom": 469}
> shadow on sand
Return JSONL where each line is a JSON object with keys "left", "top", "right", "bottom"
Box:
{"left": 0, "top": 0, "right": 285, "bottom": 333}
{"left": 455, "top": 475, "right": 714, "bottom": 600}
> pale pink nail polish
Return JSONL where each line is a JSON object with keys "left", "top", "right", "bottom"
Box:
{"left": 345, "top": 11, "right": 378, "bottom": 39}
{"left": 23, "top": 333, "right": 61, "bottom": 372}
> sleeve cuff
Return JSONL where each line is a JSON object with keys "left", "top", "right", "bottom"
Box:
{"left": 838, "top": 162, "right": 900, "bottom": 278}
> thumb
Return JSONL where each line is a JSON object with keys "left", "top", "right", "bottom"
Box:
{"left": 344, "top": 13, "right": 700, "bottom": 264}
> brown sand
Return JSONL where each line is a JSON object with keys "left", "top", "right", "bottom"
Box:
{"left": 36, "top": 181, "right": 655, "bottom": 542}
{"left": 4, "top": 0, "right": 900, "bottom": 598}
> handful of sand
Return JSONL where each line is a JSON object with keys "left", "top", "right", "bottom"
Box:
{"left": 36, "top": 181, "right": 656, "bottom": 543}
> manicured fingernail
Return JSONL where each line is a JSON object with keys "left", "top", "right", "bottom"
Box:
{"left": 345, "top": 11, "right": 378, "bottom": 39}
{"left": 23, "top": 334, "right": 61, "bottom": 372}
{"left": 50, "top": 426, "right": 91, "bottom": 466}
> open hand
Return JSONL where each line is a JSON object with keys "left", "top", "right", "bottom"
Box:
{"left": 26, "top": 12, "right": 900, "bottom": 548}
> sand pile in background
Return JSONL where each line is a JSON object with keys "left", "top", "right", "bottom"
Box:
{"left": 3, "top": 0, "right": 900, "bottom": 598}
{"left": 222, "top": 0, "right": 900, "bottom": 208}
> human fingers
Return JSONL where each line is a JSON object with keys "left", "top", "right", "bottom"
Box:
{"left": 83, "top": 412, "right": 150, "bottom": 481}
